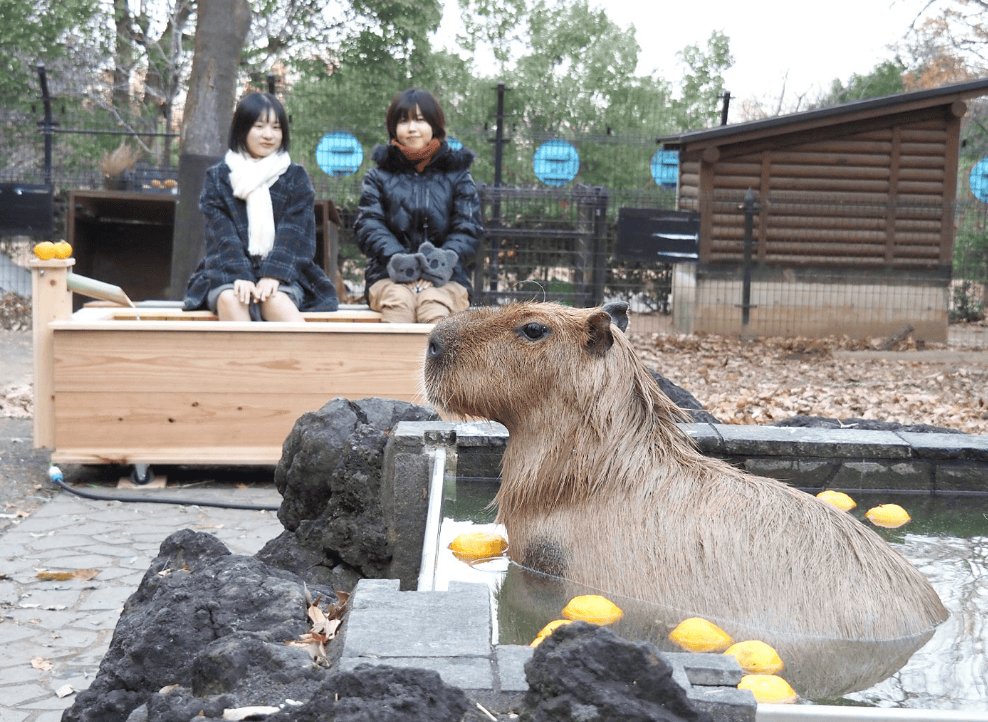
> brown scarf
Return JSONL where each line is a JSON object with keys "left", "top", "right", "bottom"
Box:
{"left": 393, "top": 138, "right": 442, "bottom": 172}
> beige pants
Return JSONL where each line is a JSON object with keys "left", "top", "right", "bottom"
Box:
{"left": 368, "top": 279, "right": 469, "bottom": 323}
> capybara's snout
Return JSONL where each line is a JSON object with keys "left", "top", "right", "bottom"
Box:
{"left": 426, "top": 329, "right": 447, "bottom": 362}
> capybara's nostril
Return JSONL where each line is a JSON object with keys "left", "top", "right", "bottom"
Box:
{"left": 427, "top": 337, "right": 444, "bottom": 359}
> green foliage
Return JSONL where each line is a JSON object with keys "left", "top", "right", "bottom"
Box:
{"left": 455, "top": 0, "right": 526, "bottom": 68}
{"left": 816, "top": 59, "right": 907, "bottom": 107}
{"left": 673, "top": 30, "right": 734, "bottom": 129}
{"left": 0, "top": 0, "right": 105, "bottom": 109}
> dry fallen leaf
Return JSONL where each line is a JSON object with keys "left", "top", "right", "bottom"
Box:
{"left": 31, "top": 656, "right": 53, "bottom": 672}
{"left": 55, "top": 684, "right": 75, "bottom": 698}
{"left": 36, "top": 569, "right": 101, "bottom": 582}
{"left": 287, "top": 589, "right": 350, "bottom": 666}
{"left": 631, "top": 330, "right": 988, "bottom": 434}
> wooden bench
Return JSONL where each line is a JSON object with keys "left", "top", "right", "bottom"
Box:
{"left": 31, "top": 259, "right": 433, "bottom": 467}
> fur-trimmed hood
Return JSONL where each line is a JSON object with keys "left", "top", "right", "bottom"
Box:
{"left": 369, "top": 141, "right": 476, "bottom": 175}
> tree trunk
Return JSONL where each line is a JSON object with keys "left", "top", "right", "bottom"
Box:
{"left": 168, "top": 0, "right": 251, "bottom": 300}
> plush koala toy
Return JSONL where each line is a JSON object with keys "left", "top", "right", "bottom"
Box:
{"left": 415, "top": 241, "right": 459, "bottom": 287}
{"left": 386, "top": 253, "right": 421, "bottom": 284}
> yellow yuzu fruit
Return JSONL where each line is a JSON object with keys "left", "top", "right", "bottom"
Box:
{"left": 669, "top": 617, "right": 733, "bottom": 653}
{"left": 561, "top": 595, "right": 624, "bottom": 625}
{"left": 738, "top": 674, "right": 798, "bottom": 704}
{"left": 33, "top": 241, "right": 57, "bottom": 260}
{"left": 865, "top": 503, "right": 911, "bottom": 528}
{"left": 724, "top": 640, "right": 784, "bottom": 674}
{"left": 816, "top": 489, "right": 856, "bottom": 511}
{"left": 530, "top": 619, "right": 574, "bottom": 647}
{"left": 54, "top": 241, "right": 73, "bottom": 259}
{"left": 448, "top": 531, "right": 508, "bottom": 561}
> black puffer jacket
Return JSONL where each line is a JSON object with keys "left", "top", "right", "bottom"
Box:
{"left": 354, "top": 141, "right": 484, "bottom": 298}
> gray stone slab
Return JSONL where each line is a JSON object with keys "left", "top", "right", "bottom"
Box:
{"left": 19, "top": 693, "right": 78, "bottom": 711}
{"left": 381, "top": 431, "right": 434, "bottom": 589}
{"left": 665, "top": 651, "right": 745, "bottom": 686}
{"left": 494, "top": 645, "right": 533, "bottom": 692}
{"left": 0, "top": 683, "right": 48, "bottom": 706}
{"left": 32, "top": 554, "right": 119, "bottom": 570}
{"left": 343, "top": 580, "right": 491, "bottom": 659}
{"left": 22, "top": 534, "right": 94, "bottom": 552}
{"left": 43, "top": 628, "right": 100, "bottom": 650}
{"left": 687, "top": 685, "right": 757, "bottom": 722}
{"left": 0, "top": 623, "right": 37, "bottom": 645}
{"left": 899, "top": 431, "right": 988, "bottom": 462}
{"left": 0, "top": 707, "right": 30, "bottom": 722}
{"left": 715, "top": 425, "right": 911, "bottom": 460}
{"left": 3, "top": 609, "right": 89, "bottom": 629}
{"left": 657, "top": 654, "right": 691, "bottom": 692}
{"left": 33, "top": 712, "right": 73, "bottom": 722}
{"left": 681, "top": 423, "right": 723, "bottom": 453}
{"left": 0, "top": 579, "right": 18, "bottom": 605}
{"left": 397, "top": 420, "right": 508, "bottom": 448}
{"left": 78, "top": 586, "right": 132, "bottom": 611}
{"left": 0, "top": 665, "right": 46, "bottom": 685}
{"left": 70, "top": 609, "right": 124, "bottom": 631}
{"left": 339, "top": 655, "right": 494, "bottom": 691}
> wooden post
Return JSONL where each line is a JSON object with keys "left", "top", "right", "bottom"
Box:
{"left": 31, "top": 258, "right": 74, "bottom": 449}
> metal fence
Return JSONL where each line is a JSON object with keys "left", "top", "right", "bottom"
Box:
{"left": 2, "top": 66, "right": 988, "bottom": 344}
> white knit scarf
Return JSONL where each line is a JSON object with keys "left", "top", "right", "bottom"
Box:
{"left": 224, "top": 149, "right": 291, "bottom": 257}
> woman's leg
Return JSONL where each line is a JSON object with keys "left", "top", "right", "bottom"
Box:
{"left": 368, "top": 279, "right": 417, "bottom": 323}
{"left": 260, "top": 292, "right": 304, "bottom": 322}
{"left": 416, "top": 282, "right": 469, "bottom": 323}
{"left": 215, "top": 288, "right": 252, "bottom": 321}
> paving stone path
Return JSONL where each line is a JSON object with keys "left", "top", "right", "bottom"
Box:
{"left": 0, "top": 486, "right": 283, "bottom": 722}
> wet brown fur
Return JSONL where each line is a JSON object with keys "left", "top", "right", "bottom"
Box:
{"left": 424, "top": 302, "right": 948, "bottom": 644}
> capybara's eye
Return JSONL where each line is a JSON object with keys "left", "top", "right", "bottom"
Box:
{"left": 520, "top": 323, "right": 550, "bottom": 341}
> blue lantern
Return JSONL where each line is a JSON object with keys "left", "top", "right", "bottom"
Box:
{"left": 533, "top": 139, "right": 579, "bottom": 186}
{"left": 970, "top": 158, "right": 988, "bottom": 201}
{"left": 315, "top": 132, "right": 363, "bottom": 177}
{"left": 651, "top": 150, "right": 679, "bottom": 189}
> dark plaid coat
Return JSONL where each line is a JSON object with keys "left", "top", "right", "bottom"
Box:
{"left": 182, "top": 160, "right": 338, "bottom": 312}
{"left": 353, "top": 141, "right": 483, "bottom": 299}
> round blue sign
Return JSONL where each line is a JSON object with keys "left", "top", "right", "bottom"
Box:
{"left": 316, "top": 131, "right": 363, "bottom": 177}
{"left": 533, "top": 139, "right": 579, "bottom": 186}
{"left": 447, "top": 137, "right": 463, "bottom": 151}
{"left": 651, "top": 149, "right": 679, "bottom": 188}
{"left": 970, "top": 158, "right": 988, "bottom": 201}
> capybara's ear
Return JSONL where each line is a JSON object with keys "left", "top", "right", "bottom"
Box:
{"left": 585, "top": 310, "right": 615, "bottom": 356}
{"left": 602, "top": 301, "right": 629, "bottom": 332}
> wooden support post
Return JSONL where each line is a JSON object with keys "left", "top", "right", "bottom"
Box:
{"left": 31, "top": 258, "right": 74, "bottom": 449}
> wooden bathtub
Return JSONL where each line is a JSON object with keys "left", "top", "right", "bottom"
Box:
{"left": 31, "top": 259, "right": 433, "bottom": 467}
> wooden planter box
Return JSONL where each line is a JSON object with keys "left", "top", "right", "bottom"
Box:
{"left": 31, "top": 260, "right": 431, "bottom": 467}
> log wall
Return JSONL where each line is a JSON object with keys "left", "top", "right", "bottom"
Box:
{"left": 677, "top": 107, "right": 962, "bottom": 269}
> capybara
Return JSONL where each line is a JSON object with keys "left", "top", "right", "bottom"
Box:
{"left": 424, "top": 301, "right": 948, "bottom": 694}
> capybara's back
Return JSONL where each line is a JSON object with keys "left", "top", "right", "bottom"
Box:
{"left": 424, "top": 302, "right": 947, "bottom": 661}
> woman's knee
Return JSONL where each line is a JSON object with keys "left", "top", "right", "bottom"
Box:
{"left": 260, "top": 292, "right": 303, "bottom": 322}
{"left": 215, "top": 289, "right": 250, "bottom": 320}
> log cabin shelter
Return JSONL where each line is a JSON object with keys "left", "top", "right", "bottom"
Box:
{"left": 655, "top": 77, "right": 988, "bottom": 342}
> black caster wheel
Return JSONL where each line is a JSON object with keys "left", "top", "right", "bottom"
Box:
{"left": 130, "top": 464, "right": 154, "bottom": 486}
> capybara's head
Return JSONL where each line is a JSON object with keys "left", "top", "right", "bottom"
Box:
{"left": 424, "top": 301, "right": 682, "bottom": 431}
